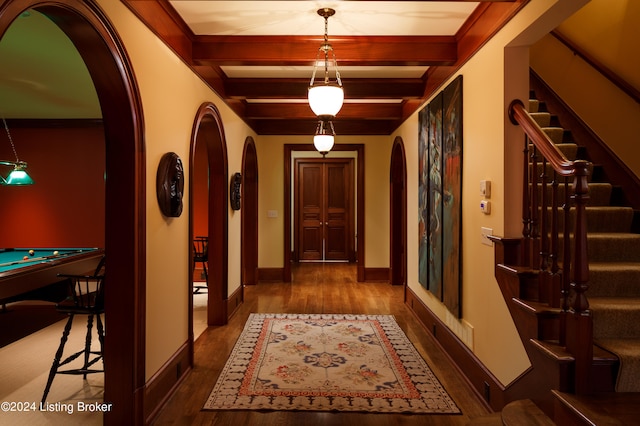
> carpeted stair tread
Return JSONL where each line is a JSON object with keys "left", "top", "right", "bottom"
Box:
{"left": 593, "top": 338, "right": 640, "bottom": 392}
{"left": 529, "top": 99, "right": 540, "bottom": 113}
{"left": 591, "top": 297, "right": 640, "bottom": 340}
{"left": 542, "top": 127, "right": 567, "bottom": 145}
{"left": 588, "top": 263, "right": 640, "bottom": 297}
{"left": 530, "top": 111, "right": 551, "bottom": 127}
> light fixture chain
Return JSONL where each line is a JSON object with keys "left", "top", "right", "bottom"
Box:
{"left": 323, "top": 15, "right": 330, "bottom": 83}
{"left": 2, "top": 117, "right": 20, "bottom": 163}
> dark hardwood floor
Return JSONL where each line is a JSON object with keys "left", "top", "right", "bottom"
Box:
{"left": 152, "top": 263, "right": 491, "bottom": 425}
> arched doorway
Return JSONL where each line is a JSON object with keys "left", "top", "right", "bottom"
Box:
{"left": 189, "top": 102, "right": 228, "bottom": 326}
{"left": 390, "top": 136, "right": 407, "bottom": 288}
{"left": 241, "top": 137, "right": 258, "bottom": 286}
{"left": 0, "top": 1, "right": 146, "bottom": 424}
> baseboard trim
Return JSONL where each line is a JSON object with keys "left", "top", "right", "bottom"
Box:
{"left": 227, "top": 285, "right": 243, "bottom": 319}
{"left": 143, "top": 341, "right": 191, "bottom": 424}
{"left": 405, "top": 287, "right": 502, "bottom": 411}
{"left": 364, "top": 267, "right": 389, "bottom": 282}
{"left": 258, "top": 267, "right": 284, "bottom": 282}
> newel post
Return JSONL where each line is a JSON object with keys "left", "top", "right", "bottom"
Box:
{"left": 565, "top": 160, "right": 592, "bottom": 394}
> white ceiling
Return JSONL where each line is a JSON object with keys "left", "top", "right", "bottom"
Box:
{"left": 169, "top": 1, "right": 479, "bottom": 36}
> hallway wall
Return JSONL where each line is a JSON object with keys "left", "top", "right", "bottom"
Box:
{"left": 96, "top": 0, "right": 256, "bottom": 380}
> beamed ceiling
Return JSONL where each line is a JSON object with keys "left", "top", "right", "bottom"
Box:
{"left": 123, "top": 0, "right": 526, "bottom": 136}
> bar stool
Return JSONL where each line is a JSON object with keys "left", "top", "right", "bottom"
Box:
{"left": 193, "top": 236, "right": 208, "bottom": 293}
{"left": 41, "top": 256, "right": 105, "bottom": 404}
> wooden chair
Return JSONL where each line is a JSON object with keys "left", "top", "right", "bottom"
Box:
{"left": 41, "top": 255, "right": 105, "bottom": 404}
{"left": 193, "top": 236, "right": 208, "bottom": 293}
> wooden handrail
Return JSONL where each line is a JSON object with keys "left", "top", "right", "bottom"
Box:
{"left": 551, "top": 31, "right": 640, "bottom": 105}
{"left": 509, "top": 100, "right": 590, "bottom": 178}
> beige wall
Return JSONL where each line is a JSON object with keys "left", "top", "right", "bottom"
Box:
{"left": 531, "top": 0, "right": 640, "bottom": 178}
{"left": 394, "top": 0, "right": 588, "bottom": 385}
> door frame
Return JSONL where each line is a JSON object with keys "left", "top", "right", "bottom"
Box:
{"left": 390, "top": 136, "right": 408, "bottom": 288}
{"left": 241, "top": 136, "right": 258, "bottom": 286}
{"left": 293, "top": 158, "right": 355, "bottom": 262}
{"left": 284, "top": 144, "right": 364, "bottom": 282}
{"left": 188, "top": 102, "right": 229, "bottom": 327}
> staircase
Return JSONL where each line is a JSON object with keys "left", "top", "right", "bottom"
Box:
{"left": 488, "top": 86, "right": 640, "bottom": 424}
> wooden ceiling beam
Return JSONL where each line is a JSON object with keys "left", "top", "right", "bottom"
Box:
{"left": 192, "top": 35, "right": 457, "bottom": 66}
{"left": 244, "top": 103, "right": 403, "bottom": 120}
{"left": 249, "top": 118, "right": 397, "bottom": 136}
{"left": 224, "top": 78, "right": 425, "bottom": 99}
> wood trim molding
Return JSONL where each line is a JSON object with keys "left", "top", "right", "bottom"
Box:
{"left": 226, "top": 285, "right": 243, "bottom": 319}
{"left": 143, "top": 341, "right": 191, "bottom": 424}
{"left": 405, "top": 286, "right": 546, "bottom": 412}
{"left": 405, "top": 287, "right": 499, "bottom": 411}
{"left": 257, "top": 267, "right": 285, "bottom": 282}
{"left": 363, "top": 268, "right": 390, "bottom": 282}
{"left": 189, "top": 102, "right": 229, "bottom": 327}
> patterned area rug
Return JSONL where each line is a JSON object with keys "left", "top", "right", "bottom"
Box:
{"left": 203, "top": 313, "right": 461, "bottom": 414}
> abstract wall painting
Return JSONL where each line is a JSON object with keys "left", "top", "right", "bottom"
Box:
{"left": 418, "top": 75, "right": 463, "bottom": 318}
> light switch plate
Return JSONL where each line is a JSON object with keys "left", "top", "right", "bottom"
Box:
{"left": 481, "top": 227, "right": 493, "bottom": 246}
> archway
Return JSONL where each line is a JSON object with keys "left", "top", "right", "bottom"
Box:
{"left": 0, "top": 1, "right": 146, "bottom": 424}
{"left": 241, "top": 137, "right": 258, "bottom": 286}
{"left": 390, "top": 136, "right": 407, "bottom": 288}
{"left": 189, "top": 102, "right": 228, "bottom": 326}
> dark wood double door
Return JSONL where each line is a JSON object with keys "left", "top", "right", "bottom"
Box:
{"left": 295, "top": 158, "right": 355, "bottom": 262}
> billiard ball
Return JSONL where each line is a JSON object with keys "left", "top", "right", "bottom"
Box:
{"left": 53, "top": 250, "right": 59, "bottom": 256}
{"left": 28, "top": 249, "right": 35, "bottom": 256}
{"left": 23, "top": 256, "right": 29, "bottom": 260}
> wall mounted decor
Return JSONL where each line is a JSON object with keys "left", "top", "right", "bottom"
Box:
{"left": 418, "top": 75, "right": 463, "bottom": 318}
{"left": 156, "top": 152, "right": 184, "bottom": 217}
{"left": 230, "top": 172, "right": 242, "bottom": 211}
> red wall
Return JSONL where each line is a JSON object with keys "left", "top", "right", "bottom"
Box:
{"left": 0, "top": 124, "right": 105, "bottom": 248}
{"left": 193, "top": 139, "right": 209, "bottom": 239}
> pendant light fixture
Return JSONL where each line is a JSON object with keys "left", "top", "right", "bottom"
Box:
{"left": 313, "top": 120, "right": 335, "bottom": 157}
{"left": 1, "top": 117, "right": 34, "bottom": 186}
{"left": 309, "top": 7, "right": 343, "bottom": 156}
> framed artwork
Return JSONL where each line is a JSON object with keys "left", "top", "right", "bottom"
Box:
{"left": 418, "top": 75, "right": 463, "bottom": 318}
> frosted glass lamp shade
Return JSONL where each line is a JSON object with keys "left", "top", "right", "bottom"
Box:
{"left": 313, "top": 134, "right": 335, "bottom": 156}
{"left": 308, "top": 85, "right": 344, "bottom": 118}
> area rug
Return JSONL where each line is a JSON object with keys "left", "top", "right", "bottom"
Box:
{"left": 203, "top": 313, "right": 461, "bottom": 414}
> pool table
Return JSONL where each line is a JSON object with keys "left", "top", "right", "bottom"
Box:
{"left": 0, "top": 248, "right": 104, "bottom": 303}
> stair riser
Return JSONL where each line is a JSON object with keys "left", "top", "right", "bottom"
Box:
{"left": 538, "top": 207, "right": 633, "bottom": 233}
{"left": 557, "top": 235, "right": 640, "bottom": 262}
{"left": 592, "top": 308, "right": 640, "bottom": 339}
{"left": 588, "top": 269, "right": 640, "bottom": 298}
